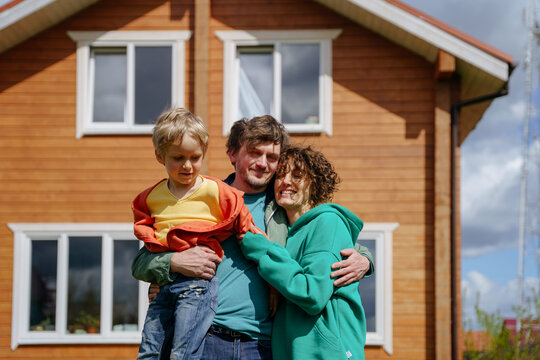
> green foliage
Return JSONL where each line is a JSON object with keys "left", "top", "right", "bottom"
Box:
{"left": 74, "top": 310, "right": 100, "bottom": 329}
{"left": 464, "top": 291, "right": 540, "bottom": 360}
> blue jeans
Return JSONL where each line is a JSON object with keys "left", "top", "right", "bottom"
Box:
{"left": 201, "top": 326, "right": 272, "bottom": 360}
{"left": 137, "top": 276, "right": 219, "bottom": 360}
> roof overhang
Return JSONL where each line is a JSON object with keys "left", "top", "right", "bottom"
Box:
{"left": 0, "top": 0, "right": 98, "bottom": 53}
{"left": 315, "top": 0, "right": 515, "bottom": 142}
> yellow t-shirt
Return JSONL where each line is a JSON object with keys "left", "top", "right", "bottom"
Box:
{"left": 146, "top": 177, "right": 225, "bottom": 246}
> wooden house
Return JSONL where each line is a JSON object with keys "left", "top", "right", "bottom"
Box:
{"left": 0, "top": 0, "right": 513, "bottom": 359}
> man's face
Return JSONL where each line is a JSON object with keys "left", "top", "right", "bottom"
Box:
{"left": 229, "top": 141, "right": 281, "bottom": 193}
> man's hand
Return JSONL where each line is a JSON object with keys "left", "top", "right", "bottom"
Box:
{"left": 330, "top": 248, "right": 370, "bottom": 287}
{"left": 170, "top": 246, "right": 222, "bottom": 279}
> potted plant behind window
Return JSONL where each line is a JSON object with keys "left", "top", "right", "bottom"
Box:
{"left": 73, "top": 310, "right": 100, "bottom": 334}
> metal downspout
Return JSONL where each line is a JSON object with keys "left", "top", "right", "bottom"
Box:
{"left": 449, "top": 77, "right": 511, "bottom": 360}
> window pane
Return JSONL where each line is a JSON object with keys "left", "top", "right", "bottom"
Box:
{"left": 357, "top": 239, "right": 376, "bottom": 333}
{"left": 113, "top": 240, "right": 140, "bottom": 332}
{"left": 67, "top": 237, "right": 101, "bottom": 334}
{"left": 281, "top": 44, "right": 319, "bottom": 124}
{"left": 238, "top": 46, "right": 273, "bottom": 119}
{"left": 135, "top": 46, "right": 172, "bottom": 125}
{"left": 30, "top": 241, "right": 57, "bottom": 332}
{"left": 92, "top": 48, "right": 127, "bottom": 123}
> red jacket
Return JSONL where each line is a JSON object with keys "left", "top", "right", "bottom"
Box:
{"left": 132, "top": 175, "right": 256, "bottom": 258}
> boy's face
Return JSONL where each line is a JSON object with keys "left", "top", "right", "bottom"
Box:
{"left": 229, "top": 141, "right": 280, "bottom": 193}
{"left": 156, "top": 135, "right": 204, "bottom": 190}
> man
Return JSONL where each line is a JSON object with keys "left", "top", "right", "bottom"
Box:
{"left": 132, "top": 115, "right": 373, "bottom": 359}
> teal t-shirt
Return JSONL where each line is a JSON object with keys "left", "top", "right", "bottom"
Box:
{"left": 211, "top": 191, "right": 272, "bottom": 339}
{"left": 244, "top": 192, "right": 266, "bottom": 230}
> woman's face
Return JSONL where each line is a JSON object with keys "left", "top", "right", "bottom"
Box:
{"left": 274, "top": 159, "right": 312, "bottom": 214}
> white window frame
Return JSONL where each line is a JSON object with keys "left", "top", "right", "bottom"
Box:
{"left": 359, "top": 222, "right": 399, "bottom": 355}
{"left": 215, "top": 29, "right": 341, "bottom": 136}
{"left": 68, "top": 31, "right": 192, "bottom": 138}
{"left": 9, "top": 223, "right": 148, "bottom": 350}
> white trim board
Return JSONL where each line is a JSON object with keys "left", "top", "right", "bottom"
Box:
{"left": 325, "top": 0, "right": 510, "bottom": 80}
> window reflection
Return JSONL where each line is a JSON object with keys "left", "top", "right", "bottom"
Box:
{"left": 238, "top": 46, "right": 273, "bottom": 120}
{"left": 281, "top": 44, "right": 319, "bottom": 125}
{"left": 92, "top": 48, "right": 127, "bottom": 123}
{"left": 67, "top": 237, "right": 101, "bottom": 334}
{"left": 113, "top": 240, "right": 139, "bottom": 332}
{"left": 135, "top": 46, "right": 172, "bottom": 125}
{"left": 358, "top": 239, "right": 376, "bottom": 332}
{"left": 30, "top": 241, "right": 57, "bottom": 332}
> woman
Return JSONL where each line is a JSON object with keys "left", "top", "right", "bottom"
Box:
{"left": 239, "top": 145, "right": 366, "bottom": 360}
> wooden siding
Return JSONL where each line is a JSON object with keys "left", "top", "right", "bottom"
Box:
{"left": 0, "top": 0, "right": 460, "bottom": 359}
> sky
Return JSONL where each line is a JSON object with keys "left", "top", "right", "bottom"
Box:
{"left": 1, "top": 0, "right": 538, "bottom": 330}
{"left": 401, "top": 0, "right": 540, "bottom": 327}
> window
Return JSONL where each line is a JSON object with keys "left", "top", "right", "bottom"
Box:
{"left": 215, "top": 30, "right": 341, "bottom": 135}
{"left": 357, "top": 223, "right": 398, "bottom": 355}
{"left": 9, "top": 223, "right": 148, "bottom": 349}
{"left": 68, "top": 31, "right": 191, "bottom": 138}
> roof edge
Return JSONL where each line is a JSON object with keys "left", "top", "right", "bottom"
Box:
{"left": 385, "top": 0, "right": 514, "bottom": 64}
{"left": 0, "top": 0, "right": 24, "bottom": 13}
{"left": 0, "top": 0, "right": 56, "bottom": 30}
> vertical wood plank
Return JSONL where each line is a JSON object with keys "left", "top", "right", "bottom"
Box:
{"left": 194, "top": 0, "right": 210, "bottom": 121}
{"left": 435, "top": 75, "right": 452, "bottom": 359}
{"left": 195, "top": 0, "right": 210, "bottom": 172}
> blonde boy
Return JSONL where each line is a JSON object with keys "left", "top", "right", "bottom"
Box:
{"left": 132, "top": 108, "right": 256, "bottom": 360}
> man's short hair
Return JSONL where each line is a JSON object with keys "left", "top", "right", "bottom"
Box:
{"left": 226, "top": 115, "right": 290, "bottom": 155}
{"left": 152, "top": 108, "right": 209, "bottom": 158}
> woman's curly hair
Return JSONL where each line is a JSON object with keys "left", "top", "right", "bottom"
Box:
{"left": 276, "top": 145, "right": 341, "bottom": 206}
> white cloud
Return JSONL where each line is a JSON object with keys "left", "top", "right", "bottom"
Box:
{"left": 401, "top": 0, "right": 527, "bottom": 57}
{"left": 460, "top": 142, "right": 523, "bottom": 257}
{"left": 402, "top": 0, "right": 539, "bottom": 334}
{"left": 462, "top": 270, "right": 539, "bottom": 329}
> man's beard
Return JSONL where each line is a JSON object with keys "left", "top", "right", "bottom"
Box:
{"left": 246, "top": 172, "right": 271, "bottom": 191}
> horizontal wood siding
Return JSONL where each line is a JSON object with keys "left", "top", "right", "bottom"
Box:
{"left": 209, "top": 1, "right": 436, "bottom": 359}
{"left": 0, "top": 0, "right": 192, "bottom": 358}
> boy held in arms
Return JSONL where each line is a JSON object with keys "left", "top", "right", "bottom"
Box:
{"left": 132, "top": 108, "right": 266, "bottom": 359}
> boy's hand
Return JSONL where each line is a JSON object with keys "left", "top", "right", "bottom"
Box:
{"left": 170, "top": 246, "right": 222, "bottom": 279}
{"left": 148, "top": 283, "right": 160, "bottom": 302}
{"left": 330, "top": 249, "right": 370, "bottom": 287}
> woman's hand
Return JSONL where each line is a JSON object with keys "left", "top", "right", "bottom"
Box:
{"left": 237, "top": 223, "right": 265, "bottom": 242}
{"left": 250, "top": 223, "right": 265, "bottom": 235}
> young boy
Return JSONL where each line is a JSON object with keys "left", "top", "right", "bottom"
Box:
{"left": 132, "top": 108, "right": 259, "bottom": 360}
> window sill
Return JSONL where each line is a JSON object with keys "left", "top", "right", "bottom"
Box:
{"left": 14, "top": 334, "right": 141, "bottom": 349}
{"left": 77, "top": 126, "right": 153, "bottom": 138}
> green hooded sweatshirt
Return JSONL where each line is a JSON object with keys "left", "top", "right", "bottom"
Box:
{"left": 240, "top": 203, "right": 366, "bottom": 360}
